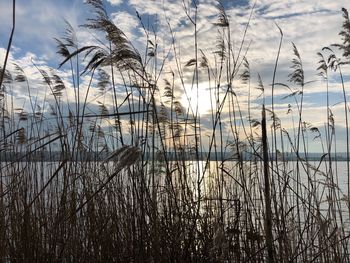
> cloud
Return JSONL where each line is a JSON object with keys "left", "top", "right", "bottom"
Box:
{"left": 111, "top": 11, "right": 140, "bottom": 40}
{"left": 0, "top": 0, "right": 89, "bottom": 66}
{"left": 106, "top": 0, "right": 123, "bottom": 6}
{"left": 2, "top": 0, "right": 350, "bottom": 151}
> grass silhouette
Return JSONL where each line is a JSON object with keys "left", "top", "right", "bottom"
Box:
{"left": 0, "top": 0, "right": 350, "bottom": 262}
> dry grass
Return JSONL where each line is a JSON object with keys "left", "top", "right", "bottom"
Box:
{"left": 0, "top": 1, "right": 350, "bottom": 262}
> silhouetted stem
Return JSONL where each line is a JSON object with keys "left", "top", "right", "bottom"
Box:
{"left": 262, "top": 104, "right": 274, "bottom": 263}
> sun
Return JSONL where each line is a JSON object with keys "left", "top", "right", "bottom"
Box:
{"left": 181, "top": 84, "right": 213, "bottom": 116}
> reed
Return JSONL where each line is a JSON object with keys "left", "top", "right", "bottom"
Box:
{"left": 0, "top": 0, "right": 350, "bottom": 262}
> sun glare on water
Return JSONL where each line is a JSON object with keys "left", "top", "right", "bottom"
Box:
{"left": 181, "top": 84, "right": 212, "bottom": 116}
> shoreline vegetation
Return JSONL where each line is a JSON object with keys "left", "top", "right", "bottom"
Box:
{"left": 1, "top": 0, "right": 350, "bottom": 262}
{"left": 1, "top": 151, "right": 350, "bottom": 162}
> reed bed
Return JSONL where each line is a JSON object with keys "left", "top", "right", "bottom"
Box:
{"left": 1, "top": 0, "right": 350, "bottom": 262}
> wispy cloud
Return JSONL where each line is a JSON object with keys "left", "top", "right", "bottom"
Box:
{"left": 1, "top": 0, "right": 88, "bottom": 65}
{"left": 1, "top": 0, "right": 350, "bottom": 151}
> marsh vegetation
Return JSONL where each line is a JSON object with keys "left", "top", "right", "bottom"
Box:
{"left": 1, "top": 0, "right": 350, "bottom": 262}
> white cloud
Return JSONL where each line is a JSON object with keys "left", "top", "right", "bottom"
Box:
{"left": 106, "top": 0, "right": 123, "bottom": 6}
{"left": 0, "top": 0, "right": 88, "bottom": 65}
{"left": 111, "top": 11, "right": 139, "bottom": 40}
{"left": 2, "top": 0, "right": 350, "bottom": 151}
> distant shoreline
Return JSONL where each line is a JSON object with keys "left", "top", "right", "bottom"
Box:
{"left": 0, "top": 151, "right": 349, "bottom": 162}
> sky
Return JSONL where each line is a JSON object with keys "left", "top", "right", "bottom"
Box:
{"left": 1, "top": 0, "right": 350, "bottom": 152}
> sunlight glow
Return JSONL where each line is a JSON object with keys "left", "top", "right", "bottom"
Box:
{"left": 181, "top": 84, "right": 212, "bottom": 116}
